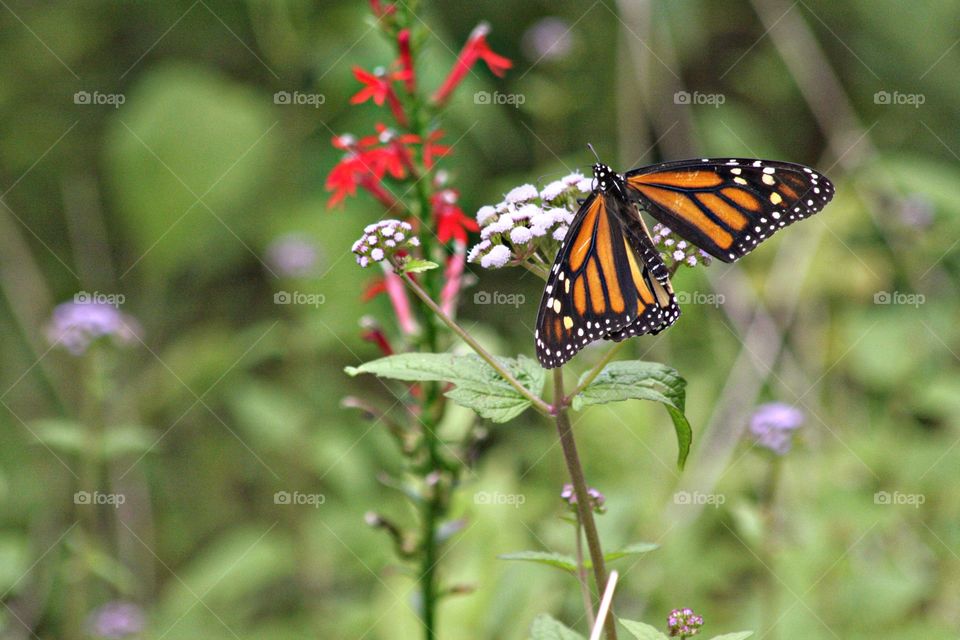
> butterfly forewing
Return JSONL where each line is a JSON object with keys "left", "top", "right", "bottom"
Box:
{"left": 625, "top": 158, "right": 834, "bottom": 262}
{"left": 535, "top": 193, "right": 677, "bottom": 368}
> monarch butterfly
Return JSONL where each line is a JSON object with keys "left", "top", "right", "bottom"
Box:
{"left": 535, "top": 155, "right": 834, "bottom": 368}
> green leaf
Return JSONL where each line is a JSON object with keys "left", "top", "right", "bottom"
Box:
{"left": 346, "top": 353, "right": 546, "bottom": 423}
{"left": 529, "top": 613, "right": 586, "bottom": 640}
{"left": 619, "top": 619, "right": 670, "bottom": 640}
{"left": 100, "top": 425, "right": 158, "bottom": 459}
{"left": 29, "top": 419, "right": 87, "bottom": 455}
{"left": 400, "top": 258, "right": 439, "bottom": 273}
{"left": 604, "top": 541, "right": 659, "bottom": 562}
{"left": 498, "top": 551, "right": 578, "bottom": 573}
{"left": 709, "top": 633, "right": 754, "bottom": 640}
{"left": 572, "top": 360, "right": 692, "bottom": 468}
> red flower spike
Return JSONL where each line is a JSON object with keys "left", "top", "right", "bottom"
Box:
{"left": 350, "top": 66, "right": 411, "bottom": 126}
{"left": 397, "top": 29, "right": 415, "bottom": 94}
{"left": 369, "top": 0, "right": 396, "bottom": 19}
{"left": 432, "top": 189, "right": 478, "bottom": 244}
{"left": 433, "top": 23, "right": 513, "bottom": 105}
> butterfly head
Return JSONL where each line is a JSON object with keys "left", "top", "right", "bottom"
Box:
{"left": 592, "top": 162, "right": 623, "bottom": 194}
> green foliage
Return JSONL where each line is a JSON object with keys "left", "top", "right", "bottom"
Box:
{"left": 346, "top": 353, "right": 546, "bottom": 422}
{"left": 572, "top": 361, "right": 691, "bottom": 468}
{"left": 529, "top": 614, "right": 586, "bottom": 640}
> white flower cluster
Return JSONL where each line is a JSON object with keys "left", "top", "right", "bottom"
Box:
{"left": 352, "top": 220, "right": 420, "bottom": 268}
{"left": 650, "top": 223, "right": 713, "bottom": 269}
{"left": 468, "top": 172, "right": 592, "bottom": 269}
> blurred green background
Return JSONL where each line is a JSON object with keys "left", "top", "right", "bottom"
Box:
{"left": 1, "top": 1, "right": 958, "bottom": 638}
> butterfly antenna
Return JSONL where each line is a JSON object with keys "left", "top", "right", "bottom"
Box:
{"left": 587, "top": 143, "right": 601, "bottom": 163}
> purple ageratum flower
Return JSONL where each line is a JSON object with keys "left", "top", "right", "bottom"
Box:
{"left": 651, "top": 223, "right": 712, "bottom": 270}
{"left": 85, "top": 601, "right": 145, "bottom": 639}
{"left": 560, "top": 483, "right": 606, "bottom": 514}
{"left": 667, "top": 607, "right": 703, "bottom": 638}
{"left": 749, "top": 402, "right": 805, "bottom": 455}
{"left": 47, "top": 302, "right": 140, "bottom": 356}
{"left": 352, "top": 220, "right": 420, "bottom": 268}
{"left": 266, "top": 233, "right": 320, "bottom": 277}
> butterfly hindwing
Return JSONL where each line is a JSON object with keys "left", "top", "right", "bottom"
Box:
{"left": 625, "top": 158, "right": 834, "bottom": 262}
{"left": 535, "top": 192, "right": 677, "bottom": 368}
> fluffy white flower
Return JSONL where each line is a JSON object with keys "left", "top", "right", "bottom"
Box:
{"left": 562, "top": 171, "right": 586, "bottom": 186}
{"left": 552, "top": 225, "right": 568, "bottom": 241}
{"left": 370, "top": 248, "right": 385, "bottom": 261}
{"left": 476, "top": 205, "right": 497, "bottom": 225}
{"left": 529, "top": 224, "right": 549, "bottom": 238}
{"left": 480, "top": 215, "right": 515, "bottom": 239}
{"left": 575, "top": 177, "right": 594, "bottom": 193}
{"left": 468, "top": 239, "right": 491, "bottom": 263}
{"left": 510, "top": 226, "right": 534, "bottom": 244}
{"left": 504, "top": 183, "right": 538, "bottom": 204}
{"left": 480, "top": 244, "right": 512, "bottom": 268}
{"left": 672, "top": 249, "right": 685, "bottom": 261}
{"left": 513, "top": 203, "right": 541, "bottom": 220}
{"left": 540, "top": 180, "right": 567, "bottom": 201}
{"left": 686, "top": 255, "right": 699, "bottom": 267}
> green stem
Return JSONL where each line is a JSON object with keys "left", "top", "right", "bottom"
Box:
{"left": 552, "top": 368, "right": 617, "bottom": 640}
{"left": 399, "top": 270, "right": 553, "bottom": 416}
{"left": 574, "top": 514, "right": 597, "bottom": 631}
{"left": 564, "top": 342, "right": 626, "bottom": 406}
{"left": 760, "top": 456, "right": 784, "bottom": 640}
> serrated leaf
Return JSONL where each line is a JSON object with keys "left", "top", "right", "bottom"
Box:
{"left": 400, "top": 258, "right": 439, "bottom": 273}
{"left": 709, "top": 633, "right": 754, "bottom": 640}
{"left": 604, "top": 541, "right": 659, "bottom": 562}
{"left": 572, "top": 360, "right": 691, "bottom": 468}
{"left": 619, "top": 619, "right": 670, "bottom": 640}
{"left": 499, "top": 551, "right": 578, "bottom": 573}
{"left": 346, "top": 353, "right": 546, "bottom": 423}
{"left": 529, "top": 613, "right": 586, "bottom": 640}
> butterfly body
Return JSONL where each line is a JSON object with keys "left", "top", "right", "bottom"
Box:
{"left": 535, "top": 157, "right": 833, "bottom": 368}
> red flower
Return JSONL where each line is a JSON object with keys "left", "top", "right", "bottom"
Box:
{"left": 351, "top": 66, "right": 411, "bottom": 126}
{"left": 432, "top": 189, "right": 478, "bottom": 244}
{"left": 326, "top": 133, "right": 407, "bottom": 209}
{"left": 422, "top": 130, "right": 451, "bottom": 169}
{"left": 397, "top": 29, "right": 415, "bottom": 94}
{"left": 433, "top": 23, "right": 513, "bottom": 105}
